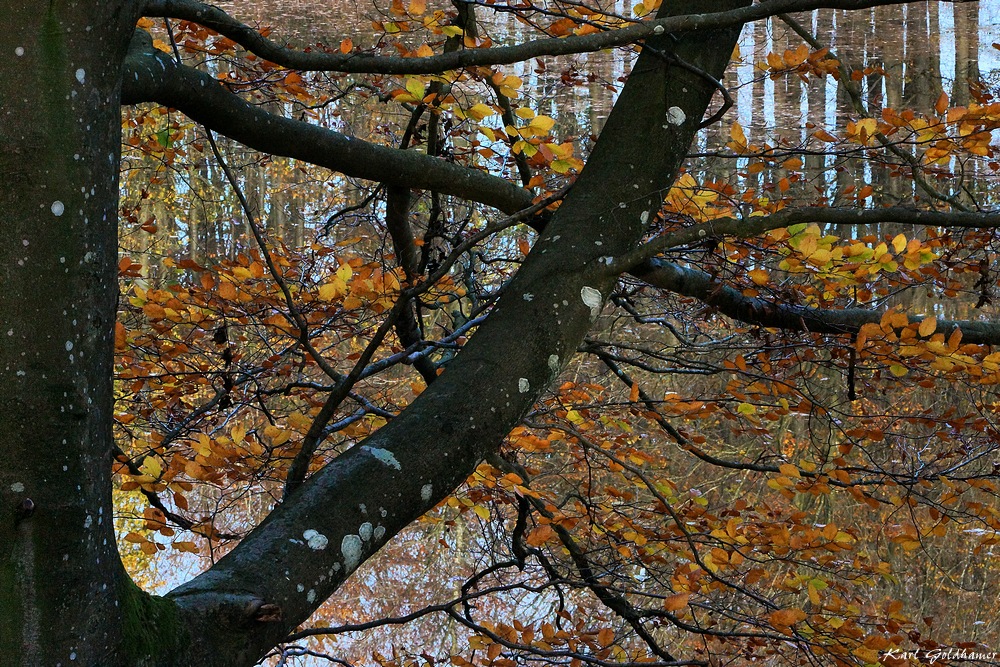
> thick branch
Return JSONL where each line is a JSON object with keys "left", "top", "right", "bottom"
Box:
{"left": 121, "top": 31, "right": 534, "bottom": 215}
{"left": 142, "top": 0, "right": 958, "bottom": 75}
{"left": 634, "top": 258, "right": 1000, "bottom": 345}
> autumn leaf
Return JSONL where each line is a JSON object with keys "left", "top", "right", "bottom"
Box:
{"left": 663, "top": 592, "right": 690, "bottom": 612}
{"left": 768, "top": 608, "right": 807, "bottom": 627}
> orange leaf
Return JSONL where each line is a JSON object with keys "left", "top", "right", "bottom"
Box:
{"left": 525, "top": 524, "right": 554, "bottom": 546}
{"left": 143, "top": 302, "right": 166, "bottom": 320}
{"left": 663, "top": 592, "right": 690, "bottom": 612}
{"left": 768, "top": 608, "right": 806, "bottom": 627}
{"left": 217, "top": 280, "right": 237, "bottom": 300}
{"left": 339, "top": 38, "right": 353, "bottom": 53}
{"left": 935, "top": 91, "right": 949, "bottom": 115}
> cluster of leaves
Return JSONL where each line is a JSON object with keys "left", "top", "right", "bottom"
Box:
{"left": 115, "top": 4, "right": 1000, "bottom": 666}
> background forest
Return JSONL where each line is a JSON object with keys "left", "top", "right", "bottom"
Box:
{"left": 106, "top": 0, "right": 1000, "bottom": 665}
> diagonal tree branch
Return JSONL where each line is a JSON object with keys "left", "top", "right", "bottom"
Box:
{"left": 159, "top": 3, "right": 750, "bottom": 663}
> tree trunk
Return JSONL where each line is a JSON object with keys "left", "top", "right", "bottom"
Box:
{"left": 0, "top": 2, "right": 148, "bottom": 666}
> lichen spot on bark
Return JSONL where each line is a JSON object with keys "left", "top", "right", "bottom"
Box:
{"left": 342, "top": 534, "right": 363, "bottom": 572}
{"left": 666, "top": 107, "right": 686, "bottom": 125}
{"left": 581, "top": 286, "right": 602, "bottom": 318}
{"left": 359, "top": 522, "right": 373, "bottom": 542}
{"left": 361, "top": 445, "right": 401, "bottom": 470}
{"left": 303, "top": 530, "right": 328, "bottom": 550}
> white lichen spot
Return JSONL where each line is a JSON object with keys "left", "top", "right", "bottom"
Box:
{"left": 522, "top": 293, "right": 534, "bottom": 301}
{"left": 83, "top": 514, "right": 92, "bottom": 529}
{"left": 359, "top": 522, "right": 374, "bottom": 541}
{"left": 698, "top": 228, "right": 707, "bottom": 238}
{"left": 306, "top": 589, "right": 317, "bottom": 603}
{"left": 640, "top": 210, "right": 649, "bottom": 225}
{"left": 15, "top": 46, "right": 24, "bottom": 56}
{"left": 65, "top": 341, "right": 73, "bottom": 352}
{"left": 374, "top": 525, "right": 386, "bottom": 541}
{"left": 10, "top": 482, "right": 25, "bottom": 493}
{"left": 51, "top": 201, "right": 65, "bottom": 217}
{"left": 548, "top": 355, "right": 560, "bottom": 375}
{"left": 666, "top": 106, "right": 686, "bottom": 126}
{"left": 303, "top": 529, "right": 328, "bottom": 550}
{"left": 652, "top": 24, "right": 665, "bottom": 35}
{"left": 22, "top": 239, "right": 29, "bottom": 247}
{"left": 75, "top": 68, "right": 86, "bottom": 84}
{"left": 581, "top": 286, "right": 603, "bottom": 318}
{"left": 296, "top": 583, "right": 305, "bottom": 592}
{"left": 342, "top": 534, "right": 363, "bottom": 573}
{"left": 518, "top": 378, "right": 530, "bottom": 393}
{"left": 421, "top": 483, "right": 433, "bottom": 502}
{"left": 361, "top": 445, "right": 401, "bottom": 470}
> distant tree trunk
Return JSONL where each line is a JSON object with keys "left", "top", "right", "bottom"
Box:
{"left": 953, "top": 2, "right": 980, "bottom": 107}
{"left": 0, "top": 2, "right": 142, "bottom": 665}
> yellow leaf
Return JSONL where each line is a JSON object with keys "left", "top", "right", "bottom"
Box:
{"left": 918, "top": 317, "right": 937, "bottom": 337}
{"left": 139, "top": 456, "right": 162, "bottom": 478}
{"left": 472, "top": 504, "right": 490, "bottom": 520}
{"left": 466, "top": 103, "right": 496, "bottom": 121}
{"left": 528, "top": 115, "right": 555, "bottom": 132}
{"left": 336, "top": 262, "right": 353, "bottom": 282}
{"left": 405, "top": 77, "right": 425, "bottom": 100}
{"left": 889, "top": 363, "right": 908, "bottom": 377}
{"left": 779, "top": 463, "right": 801, "bottom": 478}
{"left": 231, "top": 423, "right": 246, "bottom": 444}
{"left": 891, "top": 233, "right": 907, "bottom": 253}
{"left": 408, "top": 0, "right": 426, "bottom": 14}
{"left": 319, "top": 278, "right": 347, "bottom": 301}
{"left": 748, "top": 268, "right": 769, "bottom": 285}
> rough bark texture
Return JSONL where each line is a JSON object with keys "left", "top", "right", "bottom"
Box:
{"left": 0, "top": 2, "right": 140, "bottom": 665}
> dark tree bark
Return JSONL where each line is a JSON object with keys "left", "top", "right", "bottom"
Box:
{"left": 10, "top": 0, "right": 1000, "bottom": 665}
{"left": 0, "top": 2, "right": 144, "bottom": 665}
